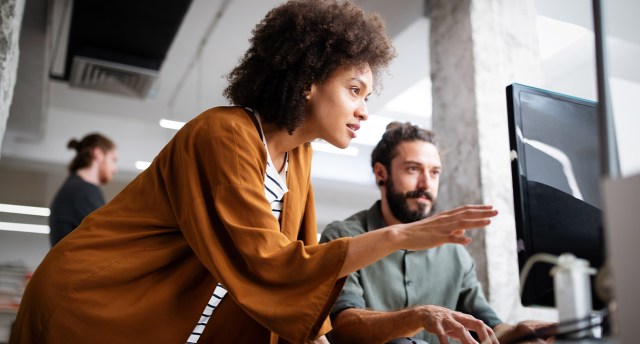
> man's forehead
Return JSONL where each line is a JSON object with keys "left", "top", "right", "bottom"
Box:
{"left": 392, "top": 141, "right": 440, "bottom": 164}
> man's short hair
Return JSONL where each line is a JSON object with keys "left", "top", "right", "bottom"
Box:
{"left": 370, "top": 122, "right": 437, "bottom": 171}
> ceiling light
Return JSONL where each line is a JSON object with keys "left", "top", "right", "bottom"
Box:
{"left": 0, "top": 221, "right": 50, "bottom": 234}
{"left": 0, "top": 203, "right": 50, "bottom": 217}
{"left": 159, "top": 119, "right": 185, "bottom": 130}
{"left": 135, "top": 161, "right": 151, "bottom": 170}
{"left": 311, "top": 141, "right": 359, "bottom": 156}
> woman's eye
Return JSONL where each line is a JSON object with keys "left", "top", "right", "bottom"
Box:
{"left": 351, "top": 87, "right": 360, "bottom": 95}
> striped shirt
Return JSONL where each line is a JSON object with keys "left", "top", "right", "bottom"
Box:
{"left": 186, "top": 109, "right": 288, "bottom": 343}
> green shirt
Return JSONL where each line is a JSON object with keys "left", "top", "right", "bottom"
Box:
{"left": 320, "top": 201, "right": 502, "bottom": 343}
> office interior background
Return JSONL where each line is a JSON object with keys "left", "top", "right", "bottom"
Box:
{"left": 0, "top": 0, "right": 638, "bottom": 341}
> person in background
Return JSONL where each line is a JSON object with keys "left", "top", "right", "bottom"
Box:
{"left": 321, "top": 122, "right": 554, "bottom": 344}
{"left": 10, "top": 2, "right": 498, "bottom": 343}
{"left": 49, "top": 133, "right": 117, "bottom": 247}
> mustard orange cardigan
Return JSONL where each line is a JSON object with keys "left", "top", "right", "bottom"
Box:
{"left": 11, "top": 107, "right": 349, "bottom": 343}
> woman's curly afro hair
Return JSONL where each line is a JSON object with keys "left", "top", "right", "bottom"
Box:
{"left": 224, "top": 0, "right": 396, "bottom": 134}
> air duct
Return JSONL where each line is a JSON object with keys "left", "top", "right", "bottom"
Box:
{"left": 69, "top": 56, "right": 158, "bottom": 99}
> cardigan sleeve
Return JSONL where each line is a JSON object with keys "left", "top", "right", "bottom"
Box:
{"left": 159, "top": 108, "right": 349, "bottom": 342}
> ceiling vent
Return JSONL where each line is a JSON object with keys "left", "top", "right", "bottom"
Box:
{"left": 69, "top": 56, "right": 159, "bottom": 99}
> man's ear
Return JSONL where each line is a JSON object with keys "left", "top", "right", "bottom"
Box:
{"left": 373, "top": 162, "right": 388, "bottom": 185}
{"left": 92, "top": 147, "right": 105, "bottom": 162}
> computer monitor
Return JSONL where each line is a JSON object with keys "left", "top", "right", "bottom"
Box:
{"left": 506, "top": 83, "right": 606, "bottom": 309}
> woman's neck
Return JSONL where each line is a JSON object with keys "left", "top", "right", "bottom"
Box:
{"left": 261, "top": 123, "right": 301, "bottom": 172}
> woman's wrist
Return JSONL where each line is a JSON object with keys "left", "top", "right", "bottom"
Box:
{"left": 382, "top": 223, "right": 407, "bottom": 251}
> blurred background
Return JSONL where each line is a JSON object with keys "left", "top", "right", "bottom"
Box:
{"left": 0, "top": 0, "right": 638, "bottom": 290}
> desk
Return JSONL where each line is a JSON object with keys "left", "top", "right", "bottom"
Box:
{"left": 555, "top": 339, "right": 615, "bottom": 343}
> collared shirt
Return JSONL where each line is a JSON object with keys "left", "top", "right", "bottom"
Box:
{"left": 320, "top": 201, "right": 502, "bottom": 343}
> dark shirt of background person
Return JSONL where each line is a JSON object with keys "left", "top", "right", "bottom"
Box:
{"left": 49, "top": 133, "right": 117, "bottom": 246}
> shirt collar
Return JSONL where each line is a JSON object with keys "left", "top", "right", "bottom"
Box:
{"left": 366, "top": 200, "right": 387, "bottom": 233}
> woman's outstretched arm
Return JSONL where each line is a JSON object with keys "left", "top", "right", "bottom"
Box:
{"left": 338, "top": 205, "right": 498, "bottom": 278}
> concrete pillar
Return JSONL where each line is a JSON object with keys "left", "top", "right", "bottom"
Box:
{"left": 430, "top": 0, "right": 555, "bottom": 322}
{"left": 0, "top": 0, "right": 25, "bottom": 155}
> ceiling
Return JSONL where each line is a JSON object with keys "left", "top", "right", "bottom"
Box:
{"left": 2, "top": 0, "right": 639, "bottom": 201}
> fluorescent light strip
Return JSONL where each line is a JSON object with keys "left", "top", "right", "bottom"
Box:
{"left": 0, "top": 203, "right": 50, "bottom": 216}
{"left": 0, "top": 221, "right": 50, "bottom": 234}
{"left": 159, "top": 119, "right": 185, "bottom": 130}
{"left": 311, "top": 142, "right": 359, "bottom": 156}
{"left": 135, "top": 160, "right": 151, "bottom": 171}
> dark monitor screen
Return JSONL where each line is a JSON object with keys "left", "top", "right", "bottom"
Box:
{"left": 506, "top": 83, "right": 605, "bottom": 309}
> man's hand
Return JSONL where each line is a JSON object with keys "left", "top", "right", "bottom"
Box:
{"left": 492, "top": 320, "right": 557, "bottom": 344}
{"left": 414, "top": 305, "right": 499, "bottom": 344}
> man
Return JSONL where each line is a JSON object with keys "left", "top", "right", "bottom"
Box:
{"left": 320, "top": 122, "right": 552, "bottom": 344}
{"left": 49, "top": 133, "right": 118, "bottom": 246}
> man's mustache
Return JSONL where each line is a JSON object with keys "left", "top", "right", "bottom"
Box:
{"left": 404, "top": 189, "right": 434, "bottom": 202}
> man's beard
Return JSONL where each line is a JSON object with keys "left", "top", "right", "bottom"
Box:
{"left": 385, "top": 178, "right": 436, "bottom": 223}
{"left": 98, "top": 163, "right": 111, "bottom": 185}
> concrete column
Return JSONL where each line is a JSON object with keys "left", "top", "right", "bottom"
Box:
{"left": 430, "top": 0, "right": 555, "bottom": 322}
{"left": 0, "top": 0, "right": 25, "bottom": 155}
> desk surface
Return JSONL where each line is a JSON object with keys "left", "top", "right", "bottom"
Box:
{"left": 555, "top": 338, "right": 615, "bottom": 343}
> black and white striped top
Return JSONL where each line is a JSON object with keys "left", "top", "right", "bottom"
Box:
{"left": 186, "top": 109, "right": 288, "bottom": 343}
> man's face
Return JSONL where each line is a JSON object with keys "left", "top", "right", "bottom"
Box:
{"left": 97, "top": 148, "right": 118, "bottom": 184}
{"left": 384, "top": 140, "right": 441, "bottom": 223}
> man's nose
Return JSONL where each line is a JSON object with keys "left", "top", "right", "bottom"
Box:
{"left": 417, "top": 172, "right": 432, "bottom": 190}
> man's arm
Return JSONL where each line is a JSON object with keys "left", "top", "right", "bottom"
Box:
{"left": 330, "top": 306, "right": 498, "bottom": 344}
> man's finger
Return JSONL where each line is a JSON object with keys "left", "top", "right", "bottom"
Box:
{"left": 434, "top": 324, "right": 449, "bottom": 344}
{"left": 454, "top": 314, "right": 497, "bottom": 344}
{"left": 446, "top": 321, "right": 478, "bottom": 344}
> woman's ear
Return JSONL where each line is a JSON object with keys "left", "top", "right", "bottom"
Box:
{"left": 305, "top": 84, "right": 316, "bottom": 101}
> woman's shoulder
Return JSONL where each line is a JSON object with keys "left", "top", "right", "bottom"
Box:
{"left": 174, "top": 106, "right": 258, "bottom": 142}
{"left": 192, "top": 106, "right": 253, "bottom": 129}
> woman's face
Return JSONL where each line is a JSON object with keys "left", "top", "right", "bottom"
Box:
{"left": 304, "top": 64, "right": 372, "bottom": 149}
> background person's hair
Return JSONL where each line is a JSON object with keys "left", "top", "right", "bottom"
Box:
{"left": 67, "top": 133, "right": 115, "bottom": 173}
{"left": 371, "top": 122, "right": 437, "bottom": 172}
{"left": 224, "top": 0, "right": 396, "bottom": 134}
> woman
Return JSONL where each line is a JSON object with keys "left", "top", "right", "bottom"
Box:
{"left": 10, "top": 1, "right": 498, "bottom": 343}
